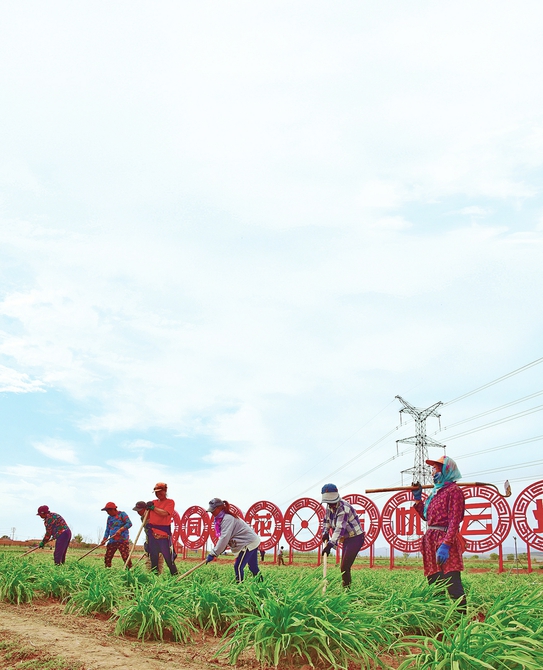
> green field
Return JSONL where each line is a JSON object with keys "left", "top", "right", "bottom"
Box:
{"left": 1, "top": 549, "right": 542, "bottom": 669}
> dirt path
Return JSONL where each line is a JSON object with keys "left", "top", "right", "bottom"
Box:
{"left": 0, "top": 601, "right": 234, "bottom": 670}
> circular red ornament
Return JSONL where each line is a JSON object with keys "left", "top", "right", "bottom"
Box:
{"left": 381, "top": 490, "right": 426, "bottom": 553}
{"left": 283, "top": 497, "right": 324, "bottom": 552}
{"left": 461, "top": 485, "right": 512, "bottom": 553}
{"left": 179, "top": 506, "right": 209, "bottom": 550}
{"left": 342, "top": 493, "right": 381, "bottom": 550}
{"left": 513, "top": 480, "right": 543, "bottom": 552}
{"left": 244, "top": 501, "right": 284, "bottom": 551}
{"left": 209, "top": 503, "right": 244, "bottom": 544}
{"left": 171, "top": 509, "right": 181, "bottom": 549}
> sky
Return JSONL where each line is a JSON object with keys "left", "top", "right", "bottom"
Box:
{"left": 0, "top": 1, "right": 542, "bottom": 542}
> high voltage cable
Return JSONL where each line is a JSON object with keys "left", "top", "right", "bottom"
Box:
{"left": 274, "top": 398, "right": 401, "bottom": 500}
{"left": 336, "top": 434, "right": 541, "bottom": 495}
{"left": 461, "top": 458, "right": 543, "bottom": 478}
{"left": 293, "top": 426, "right": 407, "bottom": 500}
{"left": 444, "top": 356, "right": 543, "bottom": 407}
{"left": 452, "top": 435, "right": 543, "bottom": 460}
{"left": 339, "top": 446, "right": 415, "bottom": 490}
{"left": 438, "top": 404, "right": 543, "bottom": 442}
{"left": 284, "top": 357, "right": 543, "bottom": 505}
{"left": 432, "top": 390, "right": 543, "bottom": 433}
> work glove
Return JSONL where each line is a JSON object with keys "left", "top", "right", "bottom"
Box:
{"left": 322, "top": 542, "right": 333, "bottom": 556}
{"left": 322, "top": 531, "right": 330, "bottom": 543}
{"left": 436, "top": 543, "right": 450, "bottom": 565}
{"left": 38, "top": 541, "right": 45, "bottom": 549}
{"left": 146, "top": 501, "right": 155, "bottom": 510}
{"left": 206, "top": 554, "right": 216, "bottom": 563}
{"left": 412, "top": 482, "right": 423, "bottom": 501}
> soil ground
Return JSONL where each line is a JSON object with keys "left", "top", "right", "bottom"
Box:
{"left": 0, "top": 600, "right": 240, "bottom": 670}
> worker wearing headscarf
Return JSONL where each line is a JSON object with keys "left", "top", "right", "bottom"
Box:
{"left": 205, "top": 498, "right": 261, "bottom": 582}
{"left": 413, "top": 455, "right": 467, "bottom": 612}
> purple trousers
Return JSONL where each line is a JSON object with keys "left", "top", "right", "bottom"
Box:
{"left": 54, "top": 528, "right": 72, "bottom": 565}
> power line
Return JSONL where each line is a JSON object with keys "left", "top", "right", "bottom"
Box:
{"left": 451, "top": 434, "right": 543, "bottom": 460}
{"left": 433, "top": 390, "right": 543, "bottom": 433}
{"left": 439, "top": 404, "right": 543, "bottom": 442}
{"left": 274, "top": 398, "right": 399, "bottom": 499}
{"left": 339, "top": 446, "right": 416, "bottom": 490}
{"left": 292, "top": 425, "right": 408, "bottom": 500}
{"left": 461, "top": 458, "right": 543, "bottom": 478}
{"left": 444, "top": 356, "right": 543, "bottom": 407}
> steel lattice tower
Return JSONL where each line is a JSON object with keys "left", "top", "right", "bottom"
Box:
{"left": 395, "top": 396, "right": 446, "bottom": 486}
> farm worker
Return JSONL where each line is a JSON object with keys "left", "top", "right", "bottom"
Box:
{"left": 321, "top": 484, "right": 365, "bottom": 588}
{"left": 205, "top": 498, "right": 261, "bottom": 582}
{"left": 260, "top": 549, "right": 266, "bottom": 561}
{"left": 100, "top": 502, "right": 133, "bottom": 569}
{"left": 277, "top": 546, "right": 285, "bottom": 566}
{"left": 36, "top": 505, "right": 72, "bottom": 565}
{"left": 412, "top": 455, "right": 467, "bottom": 613}
{"left": 145, "top": 482, "right": 178, "bottom": 576}
{"left": 133, "top": 500, "right": 163, "bottom": 574}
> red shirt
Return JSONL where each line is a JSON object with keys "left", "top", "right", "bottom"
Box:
{"left": 148, "top": 497, "right": 175, "bottom": 527}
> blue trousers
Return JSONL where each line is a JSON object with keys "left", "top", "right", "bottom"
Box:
{"left": 148, "top": 534, "right": 177, "bottom": 575}
{"left": 234, "top": 547, "right": 260, "bottom": 582}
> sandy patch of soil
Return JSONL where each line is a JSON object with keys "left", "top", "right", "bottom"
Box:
{"left": 0, "top": 600, "right": 233, "bottom": 670}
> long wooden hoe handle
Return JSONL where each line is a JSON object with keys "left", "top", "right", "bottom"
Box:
{"left": 77, "top": 543, "right": 103, "bottom": 561}
{"left": 177, "top": 560, "right": 207, "bottom": 581}
{"left": 366, "top": 480, "right": 511, "bottom": 498}
{"left": 124, "top": 510, "right": 149, "bottom": 570}
{"left": 322, "top": 552, "right": 328, "bottom": 595}
{"left": 19, "top": 542, "right": 48, "bottom": 558}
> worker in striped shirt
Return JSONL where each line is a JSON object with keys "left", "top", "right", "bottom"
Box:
{"left": 321, "top": 484, "right": 365, "bottom": 588}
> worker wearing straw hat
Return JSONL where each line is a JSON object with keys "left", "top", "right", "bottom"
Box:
{"left": 100, "top": 502, "right": 133, "bottom": 568}
{"left": 412, "top": 455, "right": 467, "bottom": 612}
{"left": 205, "top": 498, "right": 261, "bottom": 582}
{"left": 36, "top": 505, "right": 72, "bottom": 565}
{"left": 321, "top": 484, "right": 365, "bottom": 588}
{"left": 145, "top": 482, "right": 178, "bottom": 575}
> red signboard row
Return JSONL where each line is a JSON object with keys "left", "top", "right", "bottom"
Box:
{"left": 175, "top": 481, "right": 543, "bottom": 554}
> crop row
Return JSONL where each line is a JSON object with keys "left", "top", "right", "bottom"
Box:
{"left": 1, "top": 555, "right": 542, "bottom": 669}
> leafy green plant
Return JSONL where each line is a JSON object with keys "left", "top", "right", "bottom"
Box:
{"left": 37, "top": 567, "right": 77, "bottom": 600}
{"left": 219, "top": 573, "right": 388, "bottom": 668}
{"left": 0, "top": 559, "right": 37, "bottom": 604}
{"left": 64, "top": 570, "right": 122, "bottom": 615}
{"left": 394, "top": 617, "right": 543, "bottom": 669}
{"left": 115, "top": 581, "right": 194, "bottom": 642}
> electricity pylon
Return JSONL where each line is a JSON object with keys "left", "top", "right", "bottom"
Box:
{"left": 395, "top": 396, "right": 446, "bottom": 486}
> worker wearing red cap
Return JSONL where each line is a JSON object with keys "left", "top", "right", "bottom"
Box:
{"left": 145, "top": 482, "right": 178, "bottom": 575}
{"left": 412, "top": 455, "right": 467, "bottom": 612}
{"left": 100, "top": 502, "right": 133, "bottom": 568}
{"left": 36, "top": 505, "right": 72, "bottom": 565}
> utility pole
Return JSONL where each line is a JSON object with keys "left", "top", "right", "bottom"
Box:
{"left": 395, "top": 396, "right": 446, "bottom": 486}
{"left": 10, "top": 527, "right": 15, "bottom": 541}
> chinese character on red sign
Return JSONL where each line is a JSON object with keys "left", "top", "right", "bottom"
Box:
{"left": 461, "top": 502, "right": 492, "bottom": 536}
{"left": 252, "top": 513, "right": 273, "bottom": 537}
{"left": 532, "top": 499, "right": 543, "bottom": 533}
{"left": 187, "top": 517, "right": 202, "bottom": 537}
{"left": 395, "top": 507, "right": 423, "bottom": 536}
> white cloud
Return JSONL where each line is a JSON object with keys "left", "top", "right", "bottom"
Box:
{"left": 0, "top": 364, "right": 44, "bottom": 393}
{"left": 32, "top": 439, "right": 78, "bottom": 464}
